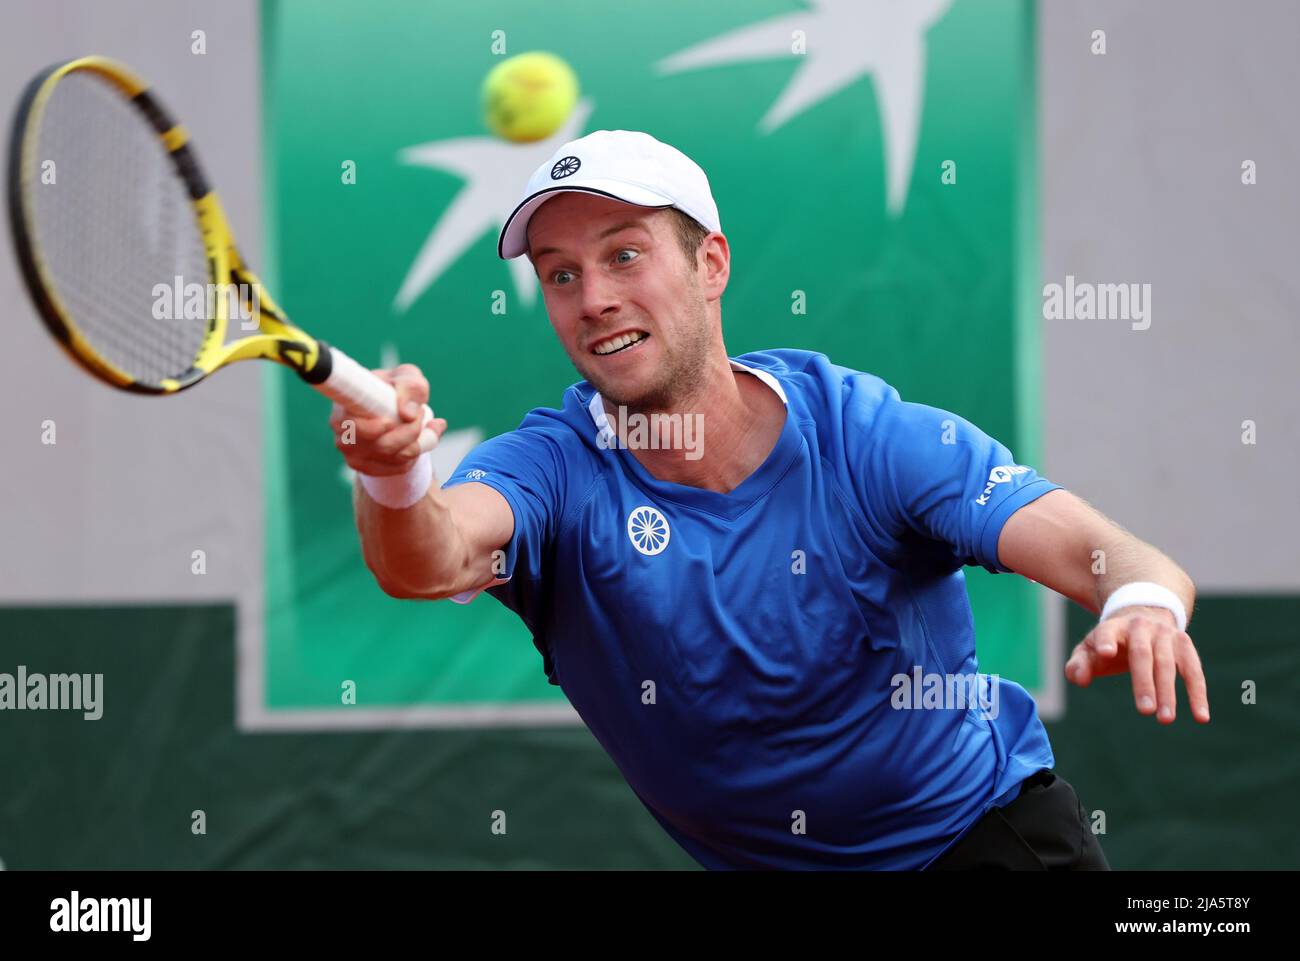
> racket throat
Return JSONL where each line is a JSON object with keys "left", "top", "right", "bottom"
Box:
{"left": 297, "top": 340, "right": 334, "bottom": 384}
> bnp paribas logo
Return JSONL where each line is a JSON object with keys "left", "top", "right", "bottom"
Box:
{"left": 392, "top": 0, "right": 953, "bottom": 315}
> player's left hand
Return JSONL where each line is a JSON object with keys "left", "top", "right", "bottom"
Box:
{"left": 1065, "top": 606, "right": 1210, "bottom": 724}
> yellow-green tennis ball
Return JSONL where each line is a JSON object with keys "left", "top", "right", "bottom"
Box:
{"left": 482, "top": 52, "right": 579, "bottom": 143}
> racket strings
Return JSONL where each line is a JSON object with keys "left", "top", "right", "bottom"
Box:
{"left": 28, "top": 73, "right": 212, "bottom": 386}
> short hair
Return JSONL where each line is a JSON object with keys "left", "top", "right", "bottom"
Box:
{"left": 664, "top": 207, "right": 711, "bottom": 267}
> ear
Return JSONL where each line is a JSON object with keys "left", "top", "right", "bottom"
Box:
{"left": 697, "top": 232, "right": 730, "bottom": 300}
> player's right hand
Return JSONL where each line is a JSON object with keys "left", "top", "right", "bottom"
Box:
{"left": 330, "top": 364, "right": 448, "bottom": 477}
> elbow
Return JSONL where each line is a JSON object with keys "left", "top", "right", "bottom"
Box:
{"left": 367, "top": 559, "right": 460, "bottom": 601}
{"left": 357, "top": 525, "right": 469, "bottom": 601}
{"left": 375, "top": 577, "right": 427, "bottom": 601}
{"left": 362, "top": 554, "right": 434, "bottom": 601}
{"left": 369, "top": 565, "right": 445, "bottom": 601}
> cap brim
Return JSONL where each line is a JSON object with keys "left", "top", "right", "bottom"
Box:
{"left": 497, "top": 180, "right": 676, "bottom": 260}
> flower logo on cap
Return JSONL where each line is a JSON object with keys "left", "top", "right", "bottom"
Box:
{"left": 550, "top": 156, "right": 581, "bottom": 180}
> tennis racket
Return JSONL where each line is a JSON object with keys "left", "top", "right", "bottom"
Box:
{"left": 7, "top": 55, "right": 431, "bottom": 437}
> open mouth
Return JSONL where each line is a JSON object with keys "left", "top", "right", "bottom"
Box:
{"left": 591, "top": 331, "right": 650, "bottom": 356}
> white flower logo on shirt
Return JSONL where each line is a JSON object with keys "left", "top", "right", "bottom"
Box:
{"left": 627, "top": 506, "right": 670, "bottom": 556}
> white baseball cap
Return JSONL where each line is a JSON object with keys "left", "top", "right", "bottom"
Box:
{"left": 497, "top": 129, "right": 722, "bottom": 260}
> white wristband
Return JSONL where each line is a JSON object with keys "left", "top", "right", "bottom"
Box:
{"left": 359, "top": 450, "right": 435, "bottom": 509}
{"left": 1100, "top": 581, "right": 1188, "bottom": 633}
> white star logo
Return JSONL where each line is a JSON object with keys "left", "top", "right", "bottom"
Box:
{"left": 392, "top": 100, "right": 596, "bottom": 314}
{"left": 656, "top": 0, "right": 953, "bottom": 216}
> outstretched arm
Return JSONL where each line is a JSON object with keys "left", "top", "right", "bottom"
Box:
{"left": 330, "top": 363, "right": 515, "bottom": 600}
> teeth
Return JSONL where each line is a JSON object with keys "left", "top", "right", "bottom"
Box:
{"left": 593, "top": 331, "right": 647, "bottom": 355}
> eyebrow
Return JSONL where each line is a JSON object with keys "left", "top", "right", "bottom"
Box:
{"left": 531, "top": 221, "right": 651, "bottom": 263}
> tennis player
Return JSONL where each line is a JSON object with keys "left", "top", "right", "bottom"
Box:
{"left": 332, "top": 130, "right": 1209, "bottom": 870}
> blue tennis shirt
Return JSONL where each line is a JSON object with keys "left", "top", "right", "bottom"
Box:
{"left": 442, "top": 348, "right": 1058, "bottom": 869}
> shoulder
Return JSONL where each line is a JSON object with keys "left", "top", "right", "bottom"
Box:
{"left": 733, "top": 347, "right": 903, "bottom": 433}
{"left": 488, "top": 380, "right": 604, "bottom": 451}
{"left": 444, "top": 382, "right": 606, "bottom": 492}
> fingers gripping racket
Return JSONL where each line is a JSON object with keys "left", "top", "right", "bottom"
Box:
{"left": 7, "top": 56, "right": 431, "bottom": 439}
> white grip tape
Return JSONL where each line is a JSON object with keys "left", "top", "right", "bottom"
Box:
{"left": 317, "top": 346, "right": 437, "bottom": 453}
{"left": 316, "top": 346, "right": 399, "bottom": 418}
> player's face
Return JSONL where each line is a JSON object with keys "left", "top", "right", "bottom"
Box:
{"left": 528, "top": 193, "right": 713, "bottom": 410}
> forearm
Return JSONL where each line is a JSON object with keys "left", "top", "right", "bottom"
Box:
{"left": 353, "top": 479, "right": 470, "bottom": 598}
{"left": 998, "top": 490, "right": 1195, "bottom": 623}
{"left": 1092, "top": 529, "right": 1196, "bottom": 624}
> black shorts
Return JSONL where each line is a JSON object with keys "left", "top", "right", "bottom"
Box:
{"left": 929, "top": 769, "right": 1111, "bottom": 870}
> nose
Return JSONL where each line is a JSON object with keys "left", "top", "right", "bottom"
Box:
{"left": 579, "top": 267, "right": 622, "bottom": 323}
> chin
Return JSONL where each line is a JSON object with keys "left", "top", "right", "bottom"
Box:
{"left": 574, "top": 357, "right": 637, "bottom": 399}
{"left": 585, "top": 370, "right": 649, "bottom": 410}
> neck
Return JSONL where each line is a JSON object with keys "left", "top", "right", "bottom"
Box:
{"left": 602, "top": 360, "right": 785, "bottom": 493}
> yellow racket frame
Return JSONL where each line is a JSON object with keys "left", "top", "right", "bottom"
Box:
{"left": 9, "top": 56, "right": 327, "bottom": 394}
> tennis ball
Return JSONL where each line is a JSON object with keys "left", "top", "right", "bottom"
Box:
{"left": 481, "top": 51, "right": 578, "bottom": 144}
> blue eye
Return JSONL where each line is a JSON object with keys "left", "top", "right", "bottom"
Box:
{"left": 615, "top": 249, "right": 638, "bottom": 264}
{"left": 552, "top": 270, "right": 573, "bottom": 286}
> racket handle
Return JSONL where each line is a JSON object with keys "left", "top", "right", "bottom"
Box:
{"left": 309, "top": 344, "right": 437, "bottom": 452}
